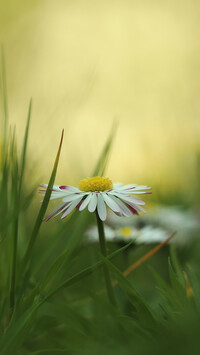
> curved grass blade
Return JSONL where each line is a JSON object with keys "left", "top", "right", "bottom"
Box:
{"left": 101, "top": 255, "right": 156, "bottom": 325}
{"left": 21, "top": 129, "right": 64, "bottom": 270}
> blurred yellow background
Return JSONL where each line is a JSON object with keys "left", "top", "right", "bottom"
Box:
{"left": 0, "top": 0, "right": 200, "bottom": 204}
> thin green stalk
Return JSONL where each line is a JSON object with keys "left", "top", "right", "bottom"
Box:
{"left": 10, "top": 217, "right": 18, "bottom": 312}
{"left": 95, "top": 211, "right": 117, "bottom": 306}
{"left": 9, "top": 138, "right": 19, "bottom": 318}
{"left": 1, "top": 47, "right": 8, "bottom": 166}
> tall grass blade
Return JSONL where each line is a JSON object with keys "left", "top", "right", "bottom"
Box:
{"left": 18, "top": 99, "right": 32, "bottom": 196}
{"left": 21, "top": 129, "right": 64, "bottom": 270}
{"left": 92, "top": 120, "right": 118, "bottom": 176}
{"left": 9, "top": 132, "right": 19, "bottom": 316}
{"left": 0, "top": 46, "right": 8, "bottom": 166}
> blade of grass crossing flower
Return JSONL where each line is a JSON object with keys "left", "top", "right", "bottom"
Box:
{"left": 92, "top": 120, "right": 118, "bottom": 177}
{"left": 38, "top": 125, "right": 117, "bottom": 292}
{"left": 21, "top": 129, "right": 64, "bottom": 270}
{"left": 18, "top": 99, "right": 32, "bottom": 196}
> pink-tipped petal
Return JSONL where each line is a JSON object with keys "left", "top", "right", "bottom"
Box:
{"left": 61, "top": 196, "right": 83, "bottom": 219}
{"left": 44, "top": 202, "right": 68, "bottom": 221}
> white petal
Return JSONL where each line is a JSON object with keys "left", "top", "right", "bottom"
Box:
{"left": 107, "top": 195, "right": 132, "bottom": 217}
{"left": 54, "top": 203, "right": 71, "bottom": 217}
{"left": 102, "top": 193, "right": 121, "bottom": 213}
{"left": 113, "top": 184, "right": 151, "bottom": 194}
{"left": 114, "top": 184, "right": 137, "bottom": 190}
{"left": 63, "top": 193, "right": 85, "bottom": 203}
{"left": 115, "top": 194, "right": 145, "bottom": 206}
{"left": 88, "top": 193, "right": 98, "bottom": 212}
{"left": 133, "top": 185, "right": 151, "bottom": 191}
{"left": 117, "top": 194, "right": 146, "bottom": 214}
{"left": 50, "top": 192, "right": 72, "bottom": 200}
{"left": 60, "top": 185, "right": 81, "bottom": 192}
{"left": 61, "top": 196, "right": 83, "bottom": 219}
{"left": 97, "top": 194, "right": 107, "bottom": 221}
{"left": 79, "top": 194, "right": 92, "bottom": 211}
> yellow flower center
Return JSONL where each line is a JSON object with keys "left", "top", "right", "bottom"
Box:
{"left": 79, "top": 176, "right": 113, "bottom": 192}
{"left": 118, "top": 227, "right": 132, "bottom": 238}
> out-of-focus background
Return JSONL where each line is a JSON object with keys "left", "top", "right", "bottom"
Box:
{"left": 0, "top": 0, "right": 200, "bottom": 206}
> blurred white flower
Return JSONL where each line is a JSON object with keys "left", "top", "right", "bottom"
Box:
{"left": 85, "top": 224, "right": 169, "bottom": 245}
{"left": 107, "top": 205, "right": 200, "bottom": 246}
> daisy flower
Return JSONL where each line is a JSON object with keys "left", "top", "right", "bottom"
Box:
{"left": 40, "top": 176, "right": 151, "bottom": 222}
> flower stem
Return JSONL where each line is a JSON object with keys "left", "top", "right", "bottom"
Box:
{"left": 95, "top": 212, "right": 117, "bottom": 306}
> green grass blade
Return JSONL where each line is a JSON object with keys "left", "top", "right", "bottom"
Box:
{"left": 18, "top": 99, "right": 32, "bottom": 196}
{"left": 168, "top": 257, "right": 186, "bottom": 299}
{"left": 169, "top": 244, "right": 185, "bottom": 286}
{"left": 0, "top": 46, "right": 8, "bottom": 166}
{"left": 92, "top": 120, "right": 118, "bottom": 176}
{"left": 101, "top": 255, "right": 155, "bottom": 323}
{"left": 186, "top": 264, "right": 200, "bottom": 312}
{"left": 21, "top": 129, "right": 64, "bottom": 270}
{"left": 0, "top": 300, "right": 40, "bottom": 354}
{"left": 38, "top": 211, "right": 90, "bottom": 291}
{"left": 42, "top": 240, "right": 135, "bottom": 302}
{"left": 9, "top": 134, "right": 19, "bottom": 316}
